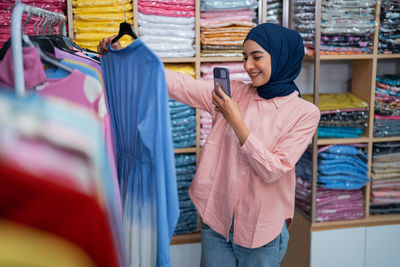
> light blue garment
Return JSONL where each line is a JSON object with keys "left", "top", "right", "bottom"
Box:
{"left": 101, "top": 39, "right": 179, "bottom": 267}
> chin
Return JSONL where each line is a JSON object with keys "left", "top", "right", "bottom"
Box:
{"left": 251, "top": 80, "right": 263, "bottom": 87}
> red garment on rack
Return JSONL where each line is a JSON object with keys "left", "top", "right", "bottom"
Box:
{"left": 0, "top": 161, "right": 119, "bottom": 267}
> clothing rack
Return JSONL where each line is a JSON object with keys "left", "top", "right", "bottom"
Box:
{"left": 11, "top": 1, "right": 66, "bottom": 97}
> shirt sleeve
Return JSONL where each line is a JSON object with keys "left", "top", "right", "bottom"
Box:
{"left": 165, "top": 68, "right": 214, "bottom": 114}
{"left": 240, "top": 109, "right": 320, "bottom": 184}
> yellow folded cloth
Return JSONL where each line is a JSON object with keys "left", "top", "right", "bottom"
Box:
{"left": 72, "top": 0, "right": 131, "bottom": 7}
{"left": 302, "top": 93, "right": 369, "bottom": 111}
{"left": 73, "top": 3, "right": 133, "bottom": 14}
{"left": 165, "top": 64, "right": 196, "bottom": 78}
{"left": 74, "top": 12, "right": 133, "bottom": 21}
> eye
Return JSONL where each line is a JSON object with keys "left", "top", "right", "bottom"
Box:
{"left": 254, "top": 56, "right": 262, "bottom": 61}
{"left": 243, "top": 57, "right": 248, "bottom": 61}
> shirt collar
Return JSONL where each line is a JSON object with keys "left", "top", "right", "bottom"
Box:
{"left": 254, "top": 89, "right": 299, "bottom": 109}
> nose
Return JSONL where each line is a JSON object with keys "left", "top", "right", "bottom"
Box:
{"left": 244, "top": 57, "right": 254, "bottom": 72}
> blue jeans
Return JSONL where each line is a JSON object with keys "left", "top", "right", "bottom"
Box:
{"left": 200, "top": 221, "right": 289, "bottom": 267}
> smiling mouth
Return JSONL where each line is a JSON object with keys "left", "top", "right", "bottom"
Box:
{"left": 249, "top": 72, "right": 261, "bottom": 77}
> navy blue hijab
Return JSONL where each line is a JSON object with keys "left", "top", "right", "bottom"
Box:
{"left": 244, "top": 23, "right": 304, "bottom": 99}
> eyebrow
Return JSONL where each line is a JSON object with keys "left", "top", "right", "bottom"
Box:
{"left": 242, "top": 50, "right": 265, "bottom": 56}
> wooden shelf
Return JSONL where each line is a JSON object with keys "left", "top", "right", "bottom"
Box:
{"left": 317, "top": 136, "right": 369, "bottom": 145}
{"left": 293, "top": 209, "right": 400, "bottom": 232}
{"left": 171, "top": 232, "right": 201, "bottom": 245}
{"left": 376, "top": 54, "right": 400, "bottom": 59}
{"left": 162, "top": 58, "right": 196, "bottom": 63}
{"left": 303, "top": 54, "right": 374, "bottom": 61}
{"left": 161, "top": 56, "right": 245, "bottom": 63}
{"left": 311, "top": 214, "right": 400, "bottom": 232}
{"left": 174, "top": 147, "right": 197, "bottom": 154}
{"left": 373, "top": 136, "right": 400, "bottom": 143}
{"left": 320, "top": 54, "right": 374, "bottom": 60}
{"left": 200, "top": 56, "right": 243, "bottom": 62}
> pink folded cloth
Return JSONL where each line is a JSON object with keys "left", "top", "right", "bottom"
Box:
{"left": 202, "top": 72, "right": 251, "bottom": 82}
{"left": 201, "top": 9, "right": 255, "bottom": 19}
{"left": 200, "top": 16, "right": 254, "bottom": 27}
{"left": 201, "top": 62, "right": 247, "bottom": 74}
{"left": 140, "top": 0, "right": 195, "bottom": 5}
{"left": 295, "top": 176, "right": 365, "bottom": 222}
{"left": 139, "top": 1, "right": 194, "bottom": 10}
{"left": 374, "top": 114, "right": 400, "bottom": 120}
{"left": 138, "top": 6, "right": 195, "bottom": 17}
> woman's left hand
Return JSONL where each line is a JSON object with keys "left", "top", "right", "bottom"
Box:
{"left": 212, "top": 83, "right": 242, "bottom": 126}
{"left": 212, "top": 84, "right": 250, "bottom": 145}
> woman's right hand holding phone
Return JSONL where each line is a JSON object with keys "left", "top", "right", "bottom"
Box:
{"left": 97, "top": 35, "right": 121, "bottom": 54}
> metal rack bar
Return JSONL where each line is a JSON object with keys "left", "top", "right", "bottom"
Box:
{"left": 11, "top": 2, "right": 66, "bottom": 97}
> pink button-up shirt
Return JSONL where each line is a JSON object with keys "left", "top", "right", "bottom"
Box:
{"left": 166, "top": 69, "right": 320, "bottom": 248}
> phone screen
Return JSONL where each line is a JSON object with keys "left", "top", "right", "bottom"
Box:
{"left": 213, "top": 67, "right": 231, "bottom": 98}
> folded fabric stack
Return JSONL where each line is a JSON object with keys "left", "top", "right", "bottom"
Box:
{"left": 296, "top": 145, "right": 370, "bottom": 190}
{"left": 266, "top": 0, "right": 282, "bottom": 25}
{"left": 0, "top": 0, "right": 66, "bottom": 48}
{"left": 294, "top": 0, "right": 376, "bottom": 56}
{"left": 138, "top": 0, "right": 195, "bottom": 58}
{"left": 174, "top": 154, "right": 198, "bottom": 234}
{"left": 295, "top": 176, "right": 365, "bottom": 222}
{"left": 303, "top": 93, "right": 369, "bottom": 138}
{"left": 379, "top": 0, "right": 400, "bottom": 54}
{"left": 169, "top": 99, "right": 196, "bottom": 148}
{"left": 165, "top": 64, "right": 197, "bottom": 148}
{"left": 375, "top": 75, "right": 400, "bottom": 116}
{"left": 370, "top": 142, "right": 400, "bottom": 215}
{"left": 200, "top": 0, "right": 258, "bottom": 57}
{"left": 374, "top": 74, "right": 400, "bottom": 137}
{"left": 293, "top": 0, "right": 315, "bottom": 56}
{"left": 72, "top": 0, "right": 133, "bottom": 51}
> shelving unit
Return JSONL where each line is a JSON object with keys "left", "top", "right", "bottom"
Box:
{"left": 283, "top": 0, "right": 400, "bottom": 266}
{"left": 67, "top": 0, "right": 400, "bottom": 260}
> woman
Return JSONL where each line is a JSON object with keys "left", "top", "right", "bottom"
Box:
{"left": 98, "top": 23, "right": 320, "bottom": 267}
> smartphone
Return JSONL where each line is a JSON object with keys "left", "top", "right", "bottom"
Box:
{"left": 213, "top": 67, "right": 231, "bottom": 98}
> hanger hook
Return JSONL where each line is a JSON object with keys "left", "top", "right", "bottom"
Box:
{"left": 22, "top": 13, "right": 33, "bottom": 34}
{"left": 46, "top": 16, "right": 55, "bottom": 35}
{"left": 37, "top": 14, "right": 46, "bottom": 35}
{"left": 33, "top": 13, "right": 41, "bottom": 35}
{"left": 49, "top": 15, "right": 58, "bottom": 35}
{"left": 119, "top": 0, "right": 126, "bottom": 22}
{"left": 40, "top": 15, "right": 49, "bottom": 35}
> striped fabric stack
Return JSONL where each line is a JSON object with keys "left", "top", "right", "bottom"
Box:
{"left": 138, "top": 0, "right": 195, "bottom": 58}
{"left": 370, "top": 142, "right": 400, "bottom": 215}
{"left": 0, "top": 0, "right": 66, "bottom": 48}
{"left": 174, "top": 154, "right": 198, "bottom": 234}
{"left": 200, "top": 0, "right": 258, "bottom": 57}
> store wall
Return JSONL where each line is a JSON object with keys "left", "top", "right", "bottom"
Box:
{"left": 170, "top": 243, "right": 201, "bottom": 267}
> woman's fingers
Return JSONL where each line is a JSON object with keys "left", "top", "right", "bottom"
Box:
{"left": 211, "top": 89, "right": 221, "bottom": 106}
{"left": 98, "top": 38, "right": 108, "bottom": 53}
{"left": 97, "top": 35, "right": 120, "bottom": 54}
{"left": 216, "top": 83, "right": 229, "bottom": 100}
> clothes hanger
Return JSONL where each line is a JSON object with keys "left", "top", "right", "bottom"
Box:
{"left": 23, "top": 34, "right": 73, "bottom": 73}
{"left": 111, "top": 0, "right": 137, "bottom": 43}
